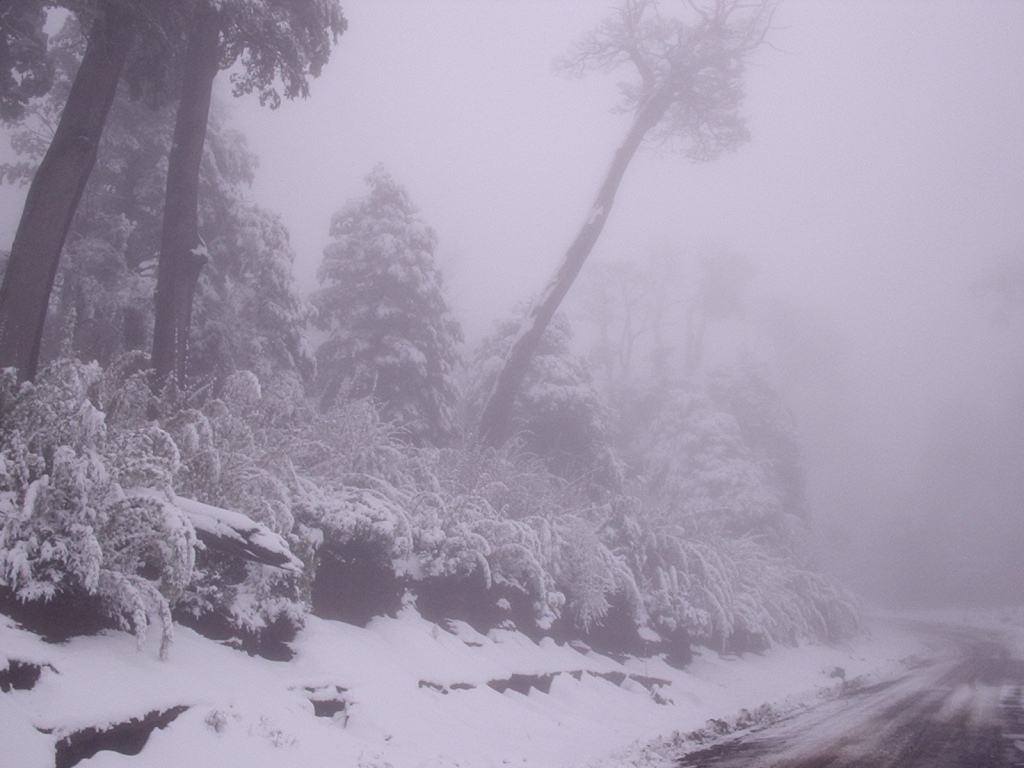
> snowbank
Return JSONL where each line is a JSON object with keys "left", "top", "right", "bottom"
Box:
{"left": 0, "top": 609, "right": 926, "bottom": 768}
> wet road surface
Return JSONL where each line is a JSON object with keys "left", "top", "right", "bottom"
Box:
{"left": 676, "top": 624, "right": 1024, "bottom": 768}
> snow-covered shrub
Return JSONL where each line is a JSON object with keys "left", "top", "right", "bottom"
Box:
{"left": 632, "top": 520, "right": 858, "bottom": 651}
{"left": 287, "top": 397, "right": 410, "bottom": 491}
{"left": 164, "top": 371, "right": 308, "bottom": 654}
{"left": 0, "top": 360, "right": 197, "bottom": 658}
{"left": 538, "top": 512, "right": 644, "bottom": 633}
{"left": 706, "top": 364, "right": 809, "bottom": 525}
{"left": 405, "top": 442, "right": 637, "bottom": 635}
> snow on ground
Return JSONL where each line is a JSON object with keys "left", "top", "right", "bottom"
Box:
{"left": 0, "top": 607, "right": 927, "bottom": 768}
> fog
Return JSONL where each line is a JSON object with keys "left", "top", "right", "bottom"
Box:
{"left": 5, "top": 1, "right": 1024, "bottom": 610}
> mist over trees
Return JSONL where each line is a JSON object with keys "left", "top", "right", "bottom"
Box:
{"left": 16, "top": 0, "right": 991, "bottom": 670}
{"left": 478, "top": 0, "right": 773, "bottom": 447}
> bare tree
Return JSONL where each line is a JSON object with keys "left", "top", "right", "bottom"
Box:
{"left": 581, "top": 257, "right": 661, "bottom": 388}
{"left": 478, "top": 0, "right": 773, "bottom": 447}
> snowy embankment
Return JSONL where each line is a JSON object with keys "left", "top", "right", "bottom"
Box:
{"left": 1, "top": 609, "right": 925, "bottom": 768}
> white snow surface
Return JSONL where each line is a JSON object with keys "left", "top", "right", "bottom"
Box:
{"left": 0, "top": 608, "right": 926, "bottom": 768}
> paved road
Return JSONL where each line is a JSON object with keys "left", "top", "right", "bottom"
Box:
{"left": 676, "top": 623, "right": 1024, "bottom": 768}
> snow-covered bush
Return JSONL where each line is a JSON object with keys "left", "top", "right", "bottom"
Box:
{"left": 639, "top": 384, "right": 784, "bottom": 538}
{"left": 537, "top": 513, "right": 643, "bottom": 631}
{"left": 408, "top": 442, "right": 634, "bottom": 635}
{"left": 0, "top": 360, "right": 197, "bottom": 658}
{"left": 164, "top": 371, "right": 309, "bottom": 654}
{"left": 631, "top": 520, "right": 858, "bottom": 651}
{"left": 706, "top": 364, "right": 809, "bottom": 525}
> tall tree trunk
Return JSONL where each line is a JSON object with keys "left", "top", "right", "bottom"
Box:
{"left": 151, "top": 3, "right": 220, "bottom": 393}
{"left": 478, "top": 87, "right": 672, "bottom": 447}
{"left": 0, "top": 2, "right": 133, "bottom": 381}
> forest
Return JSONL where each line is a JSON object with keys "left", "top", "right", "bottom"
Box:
{"left": 0, "top": 0, "right": 864, "bottom": 669}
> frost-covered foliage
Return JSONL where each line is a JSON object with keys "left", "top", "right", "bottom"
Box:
{"left": 0, "top": 356, "right": 856, "bottom": 657}
{"left": 601, "top": 497, "right": 857, "bottom": 651}
{"left": 468, "top": 310, "right": 620, "bottom": 494}
{"left": 313, "top": 165, "right": 462, "bottom": 444}
{"left": 594, "top": 363, "right": 859, "bottom": 649}
{"left": 0, "top": 360, "right": 196, "bottom": 658}
{"left": 189, "top": 129, "right": 315, "bottom": 385}
{"left": 272, "top": 393, "right": 631, "bottom": 633}
{"left": 166, "top": 371, "right": 308, "bottom": 644}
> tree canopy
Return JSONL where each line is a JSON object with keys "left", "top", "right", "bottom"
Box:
{"left": 0, "top": 0, "right": 54, "bottom": 122}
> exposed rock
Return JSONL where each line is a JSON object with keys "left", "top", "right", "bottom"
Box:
{"left": 173, "top": 607, "right": 297, "bottom": 662}
{"left": 0, "top": 659, "right": 48, "bottom": 692}
{"left": 412, "top": 570, "right": 536, "bottom": 637}
{"left": 487, "top": 672, "right": 556, "bottom": 695}
{"left": 54, "top": 705, "right": 188, "bottom": 768}
{"left": 311, "top": 537, "right": 400, "bottom": 627}
{"left": 176, "top": 496, "right": 301, "bottom": 572}
{"left": 303, "top": 684, "right": 348, "bottom": 721}
{"left": 0, "top": 586, "right": 117, "bottom": 643}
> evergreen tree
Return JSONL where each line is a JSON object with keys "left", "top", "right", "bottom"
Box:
{"left": 313, "top": 165, "right": 462, "bottom": 444}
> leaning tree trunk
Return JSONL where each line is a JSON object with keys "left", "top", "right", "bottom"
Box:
{"left": 151, "top": 3, "right": 220, "bottom": 393}
{"left": 478, "top": 86, "right": 673, "bottom": 447}
{"left": 0, "top": 3, "right": 133, "bottom": 381}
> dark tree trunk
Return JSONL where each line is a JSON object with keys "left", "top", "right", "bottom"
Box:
{"left": 151, "top": 3, "right": 220, "bottom": 392}
{"left": 478, "top": 87, "right": 672, "bottom": 447}
{"left": 0, "top": 3, "right": 133, "bottom": 381}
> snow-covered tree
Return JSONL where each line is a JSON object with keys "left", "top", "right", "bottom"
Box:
{"left": 469, "top": 310, "right": 619, "bottom": 492}
{"left": 639, "top": 383, "right": 782, "bottom": 538}
{"left": 2, "top": 32, "right": 314, "bottom": 389}
{"left": 478, "top": 0, "right": 773, "bottom": 446}
{"left": 150, "top": 0, "right": 346, "bottom": 390}
{"left": 313, "top": 165, "right": 462, "bottom": 445}
{"left": 0, "top": 0, "right": 53, "bottom": 123}
{"left": 707, "top": 363, "right": 808, "bottom": 523}
{"left": 0, "top": 1, "right": 189, "bottom": 381}
{"left": 188, "top": 127, "right": 314, "bottom": 386}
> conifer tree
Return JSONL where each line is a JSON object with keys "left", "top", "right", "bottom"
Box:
{"left": 313, "top": 166, "right": 462, "bottom": 444}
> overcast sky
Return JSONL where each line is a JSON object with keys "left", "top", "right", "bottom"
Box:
{"left": 3, "top": 0, "right": 1023, "bottom": 606}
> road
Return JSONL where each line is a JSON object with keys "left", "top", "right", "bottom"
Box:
{"left": 675, "top": 623, "right": 1024, "bottom": 768}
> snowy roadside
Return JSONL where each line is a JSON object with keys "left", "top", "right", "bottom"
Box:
{"left": 1, "top": 609, "right": 928, "bottom": 768}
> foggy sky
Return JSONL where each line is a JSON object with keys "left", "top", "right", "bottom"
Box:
{"left": 4, "top": 1, "right": 1024, "bottom": 607}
